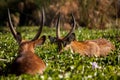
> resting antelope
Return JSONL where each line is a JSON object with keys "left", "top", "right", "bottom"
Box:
{"left": 48, "top": 13, "right": 115, "bottom": 57}
{"left": 8, "top": 9, "right": 46, "bottom": 75}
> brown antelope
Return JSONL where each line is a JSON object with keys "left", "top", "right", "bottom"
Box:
{"left": 48, "top": 13, "right": 115, "bottom": 57}
{"left": 8, "top": 9, "right": 46, "bottom": 75}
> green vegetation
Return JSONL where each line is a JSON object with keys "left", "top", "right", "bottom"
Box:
{"left": 0, "top": 26, "right": 120, "bottom": 79}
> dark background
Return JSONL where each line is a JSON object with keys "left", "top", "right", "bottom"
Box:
{"left": 0, "top": 0, "right": 119, "bottom": 29}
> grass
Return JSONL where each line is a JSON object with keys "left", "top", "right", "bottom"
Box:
{"left": 0, "top": 26, "right": 120, "bottom": 80}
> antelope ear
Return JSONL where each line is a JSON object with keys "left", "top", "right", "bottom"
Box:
{"left": 67, "top": 33, "right": 76, "bottom": 42}
{"left": 34, "top": 35, "right": 46, "bottom": 46}
{"left": 63, "top": 33, "right": 75, "bottom": 47}
{"left": 48, "top": 36, "right": 56, "bottom": 44}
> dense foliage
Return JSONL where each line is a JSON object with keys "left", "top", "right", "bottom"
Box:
{"left": 0, "top": 0, "right": 119, "bottom": 29}
{"left": 0, "top": 26, "right": 120, "bottom": 79}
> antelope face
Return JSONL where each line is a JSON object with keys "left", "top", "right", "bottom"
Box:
{"left": 8, "top": 8, "right": 46, "bottom": 75}
{"left": 48, "top": 13, "right": 76, "bottom": 52}
{"left": 48, "top": 33, "right": 76, "bottom": 52}
{"left": 18, "top": 36, "right": 46, "bottom": 54}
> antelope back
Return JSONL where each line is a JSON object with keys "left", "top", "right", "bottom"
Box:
{"left": 8, "top": 8, "right": 46, "bottom": 75}
{"left": 61, "top": 38, "right": 115, "bottom": 57}
{"left": 89, "top": 39, "right": 115, "bottom": 56}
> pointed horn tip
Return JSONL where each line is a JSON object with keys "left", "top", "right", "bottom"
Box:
{"left": 7, "top": 8, "right": 9, "bottom": 12}
{"left": 71, "top": 13, "right": 76, "bottom": 26}
{"left": 7, "top": 9, "right": 11, "bottom": 16}
{"left": 41, "top": 8, "right": 45, "bottom": 23}
{"left": 56, "top": 12, "right": 61, "bottom": 39}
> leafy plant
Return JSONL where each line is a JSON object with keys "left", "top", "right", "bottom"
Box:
{"left": 0, "top": 26, "right": 120, "bottom": 79}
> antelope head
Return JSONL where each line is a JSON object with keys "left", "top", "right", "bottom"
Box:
{"left": 8, "top": 8, "right": 46, "bottom": 75}
{"left": 8, "top": 8, "right": 46, "bottom": 54}
{"left": 48, "top": 13, "right": 76, "bottom": 52}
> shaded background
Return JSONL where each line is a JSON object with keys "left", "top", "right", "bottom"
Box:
{"left": 0, "top": 0, "right": 120, "bottom": 29}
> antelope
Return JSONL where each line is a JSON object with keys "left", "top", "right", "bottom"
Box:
{"left": 48, "top": 13, "right": 115, "bottom": 57}
{"left": 8, "top": 9, "right": 46, "bottom": 75}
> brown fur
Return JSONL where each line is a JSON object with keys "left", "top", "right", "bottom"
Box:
{"left": 11, "top": 37, "right": 46, "bottom": 75}
{"left": 63, "top": 38, "right": 115, "bottom": 57}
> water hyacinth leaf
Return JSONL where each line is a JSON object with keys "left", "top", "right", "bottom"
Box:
{"left": 0, "top": 27, "right": 119, "bottom": 79}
